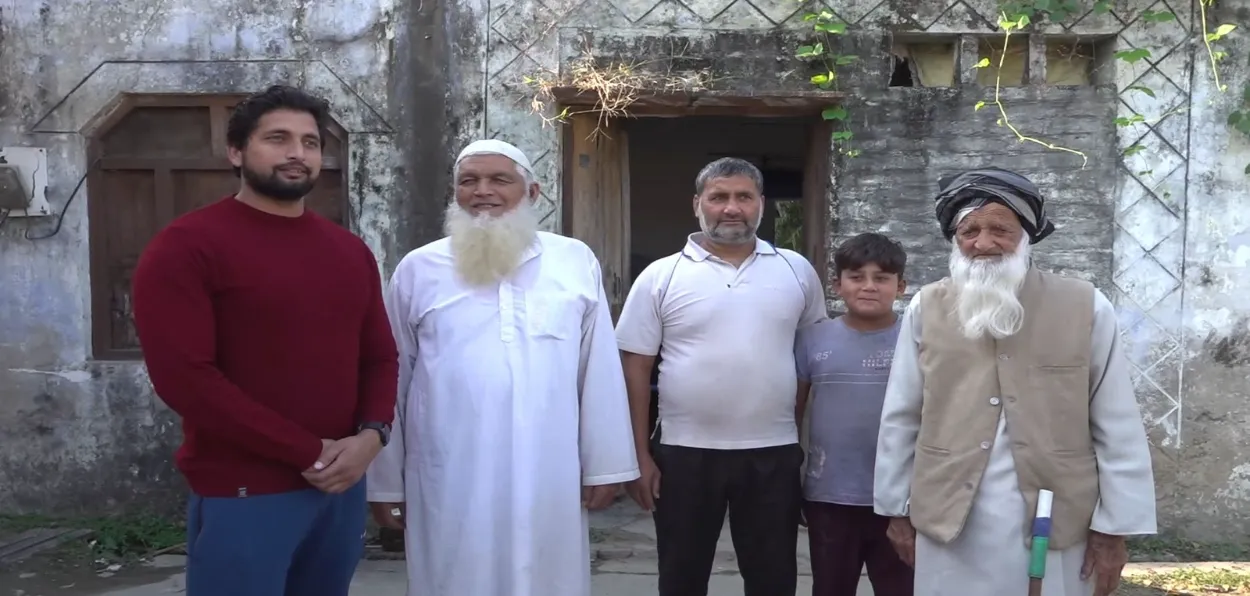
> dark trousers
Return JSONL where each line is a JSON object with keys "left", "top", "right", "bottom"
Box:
{"left": 804, "top": 501, "right": 913, "bottom": 596}
{"left": 653, "top": 442, "right": 804, "bottom": 596}
{"left": 186, "top": 480, "right": 366, "bottom": 596}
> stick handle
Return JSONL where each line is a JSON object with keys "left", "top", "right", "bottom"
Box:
{"left": 1028, "top": 489, "right": 1054, "bottom": 580}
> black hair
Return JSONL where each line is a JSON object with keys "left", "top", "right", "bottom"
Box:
{"left": 694, "top": 157, "right": 764, "bottom": 195}
{"left": 226, "top": 85, "right": 332, "bottom": 175}
{"left": 833, "top": 232, "right": 907, "bottom": 279}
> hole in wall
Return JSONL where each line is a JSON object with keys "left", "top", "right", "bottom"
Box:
{"left": 890, "top": 56, "right": 915, "bottom": 87}
{"left": 889, "top": 40, "right": 956, "bottom": 87}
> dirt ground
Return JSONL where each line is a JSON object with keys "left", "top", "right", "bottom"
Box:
{"left": 0, "top": 540, "right": 184, "bottom": 596}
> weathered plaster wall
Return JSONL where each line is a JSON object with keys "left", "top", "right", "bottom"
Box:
{"left": 0, "top": 0, "right": 429, "bottom": 514}
{"left": 1172, "top": 0, "right": 1250, "bottom": 540}
{"left": 461, "top": 0, "right": 1250, "bottom": 540}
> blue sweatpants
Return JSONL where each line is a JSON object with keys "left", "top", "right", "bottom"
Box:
{"left": 185, "top": 480, "right": 366, "bottom": 596}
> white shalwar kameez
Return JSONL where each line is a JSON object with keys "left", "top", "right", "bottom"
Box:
{"left": 875, "top": 289, "right": 1158, "bottom": 596}
{"left": 367, "top": 231, "right": 641, "bottom": 596}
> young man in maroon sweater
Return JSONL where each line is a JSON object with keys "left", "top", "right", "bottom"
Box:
{"left": 131, "top": 85, "right": 399, "bottom": 596}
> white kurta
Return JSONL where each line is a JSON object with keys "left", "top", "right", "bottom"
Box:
{"left": 874, "top": 287, "right": 1158, "bottom": 596}
{"left": 366, "top": 232, "right": 641, "bottom": 596}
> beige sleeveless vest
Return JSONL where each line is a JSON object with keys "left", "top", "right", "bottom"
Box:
{"left": 911, "top": 268, "right": 1098, "bottom": 550}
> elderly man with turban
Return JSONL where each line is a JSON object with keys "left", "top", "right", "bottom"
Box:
{"left": 365, "top": 140, "right": 640, "bottom": 596}
{"left": 873, "top": 168, "right": 1158, "bottom": 596}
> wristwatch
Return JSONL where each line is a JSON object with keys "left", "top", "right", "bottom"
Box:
{"left": 358, "top": 422, "right": 391, "bottom": 447}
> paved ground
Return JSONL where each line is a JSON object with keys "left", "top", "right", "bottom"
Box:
{"left": 3, "top": 501, "right": 1235, "bottom": 595}
{"left": 5, "top": 500, "right": 872, "bottom": 595}
{"left": 88, "top": 560, "right": 853, "bottom": 596}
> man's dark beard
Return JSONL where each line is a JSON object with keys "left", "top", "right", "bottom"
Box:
{"left": 241, "top": 164, "right": 317, "bottom": 202}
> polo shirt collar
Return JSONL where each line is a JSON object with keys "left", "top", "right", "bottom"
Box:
{"left": 681, "top": 233, "right": 776, "bottom": 262}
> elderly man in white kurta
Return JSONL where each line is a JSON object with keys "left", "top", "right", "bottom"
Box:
{"left": 874, "top": 167, "right": 1157, "bottom": 596}
{"left": 366, "top": 139, "right": 640, "bottom": 596}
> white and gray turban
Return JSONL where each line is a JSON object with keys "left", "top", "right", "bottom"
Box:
{"left": 933, "top": 167, "right": 1054, "bottom": 244}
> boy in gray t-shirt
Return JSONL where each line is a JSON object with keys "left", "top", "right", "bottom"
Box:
{"left": 795, "top": 233, "right": 913, "bottom": 596}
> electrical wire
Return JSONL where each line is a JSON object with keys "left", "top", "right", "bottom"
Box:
{"left": 25, "top": 158, "right": 97, "bottom": 241}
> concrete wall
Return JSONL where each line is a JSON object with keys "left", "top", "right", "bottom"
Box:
{"left": 0, "top": 0, "right": 452, "bottom": 514}
{"left": 454, "top": 0, "right": 1250, "bottom": 540}
{"left": 1176, "top": 0, "right": 1250, "bottom": 540}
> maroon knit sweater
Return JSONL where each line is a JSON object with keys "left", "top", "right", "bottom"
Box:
{"left": 132, "top": 196, "right": 399, "bottom": 497}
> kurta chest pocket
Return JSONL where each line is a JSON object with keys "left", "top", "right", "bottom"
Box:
{"left": 524, "top": 291, "right": 581, "bottom": 340}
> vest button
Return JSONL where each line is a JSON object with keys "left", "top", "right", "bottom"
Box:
{"left": 980, "top": 441, "right": 991, "bottom": 450}
{"left": 990, "top": 397, "right": 1001, "bottom": 406}
{"left": 998, "top": 354, "right": 1010, "bottom": 361}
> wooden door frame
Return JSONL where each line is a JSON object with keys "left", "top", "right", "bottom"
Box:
{"left": 555, "top": 88, "right": 840, "bottom": 295}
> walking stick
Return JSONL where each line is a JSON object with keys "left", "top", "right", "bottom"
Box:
{"left": 1028, "top": 489, "right": 1054, "bottom": 596}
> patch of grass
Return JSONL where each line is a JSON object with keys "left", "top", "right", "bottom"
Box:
{"left": 1123, "top": 567, "right": 1250, "bottom": 594}
{"left": 1131, "top": 536, "right": 1250, "bottom": 563}
{"left": 0, "top": 514, "right": 184, "bottom": 562}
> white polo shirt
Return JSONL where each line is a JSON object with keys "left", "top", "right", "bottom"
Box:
{"left": 616, "top": 234, "right": 827, "bottom": 449}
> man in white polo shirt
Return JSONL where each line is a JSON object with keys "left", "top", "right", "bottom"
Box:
{"left": 616, "top": 157, "right": 828, "bottom": 596}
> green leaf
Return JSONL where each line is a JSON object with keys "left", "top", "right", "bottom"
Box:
{"left": 1092, "top": 0, "right": 1111, "bottom": 14}
{"left": 831, "top": 131, "right": 854, "bottom": 142}
{"left": 974, "top": 57, "right": 991, "bottom": 68}
{"left": 1243, "top": 83, "right": 1250, "bottom": 105}
{"left": 1114, "top": 48, "right": 1151, "bottom": 63}
{"left": 815, "top": 21, "right": 846, "bottom": 34}
{"left": 1123, "top": 144, "right": 1146, "bottom": 157}
{"left": 1017, "top": 15, "right": 1030, "bottom": 28}
{"left": 810, "top": 72, "right": 834, "bottom": 86}
{"left": 1214, "top": 23, "right": 1237, "bottom": 38}
{"left": 1244, "top": 163, "right": 1250, "bottom": 176}
{"left": 822, "top": 106, "right": 848, "bottom": 121}
{"left": 1125, "top": 85, "right": 1156, "bottom": 98}
{"left": 1230, "top": 111, "right": 1244, "bottom": 126}
{"left": 834, "top": 54, "right": 859, "bottom": 66}
{"left": 1140, "top": 10, "right": 1177, "bottom": 23}
{"left": 795, "top": 43, "right": 824, "bottom": 59}
{"left": 975, "top": 100, "right": 987, "bottom": 111}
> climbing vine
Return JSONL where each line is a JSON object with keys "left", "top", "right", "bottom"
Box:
{"left": 787, "top": 0, "right": 1244, "bottom": 173}
{"left": 980, "top": 0, "right": 1241, "bottom": 173}
{"left": 518, "top": 1, "right": 1244, "bottom": 175}
{"left": 794, "top": 9, "right": 859, "bottom": 158}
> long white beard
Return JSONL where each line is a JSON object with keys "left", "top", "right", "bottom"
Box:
{"left": 949, "top": 236, "right": 1032, "bottom": 340}
{"left": 443, "top": 199, "right": 539, "bottom": 287}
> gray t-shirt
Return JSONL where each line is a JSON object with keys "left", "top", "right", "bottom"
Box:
{"left": 795, "top": 316, "right": 901, "bottom": 506}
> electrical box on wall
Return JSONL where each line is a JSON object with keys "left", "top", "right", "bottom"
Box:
{"left": 0, "top": 146, "right": 50, "bottom": 217}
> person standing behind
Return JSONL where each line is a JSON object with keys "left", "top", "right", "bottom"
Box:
{"left": 795, "top": 233, "right": 913, "bottom": 596}
{"left": 617, "top": 157, "right": 828, "bottom": 596}
{"left": 366, "top": 139, "right": 639, "bottom": 596}
{"left": 131, "top": 85, "right": 399, "bottom": 596}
